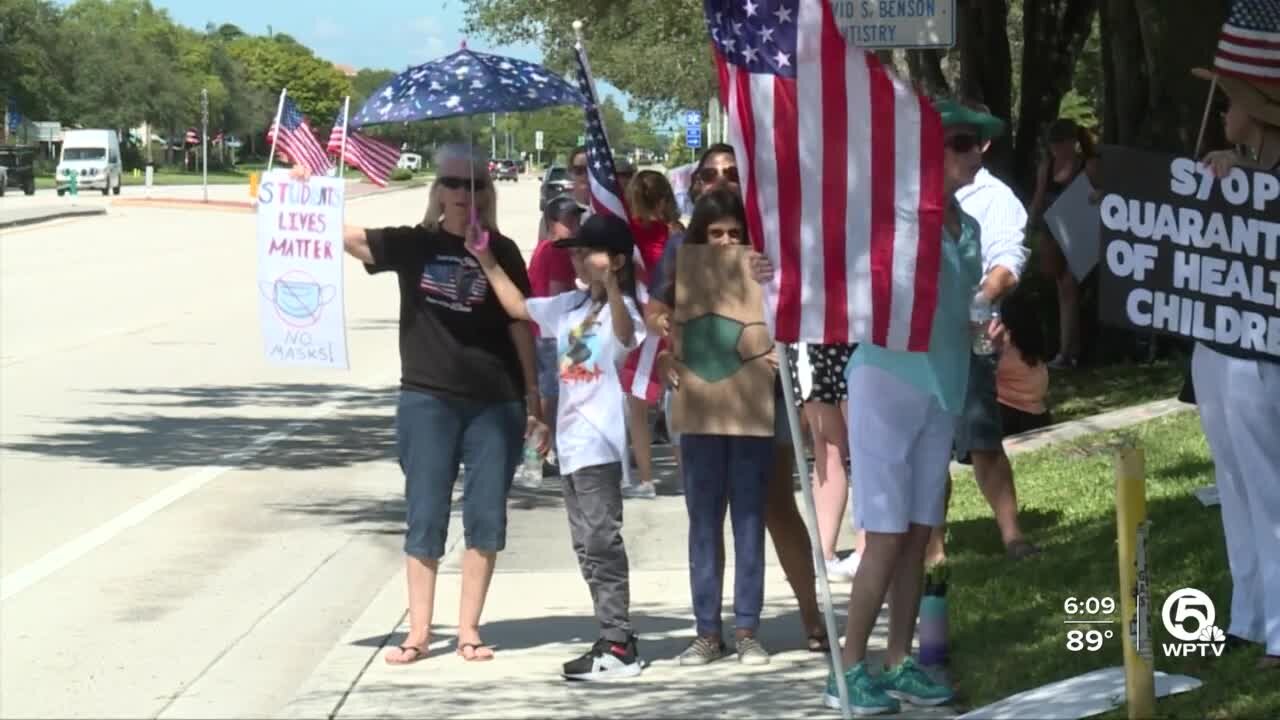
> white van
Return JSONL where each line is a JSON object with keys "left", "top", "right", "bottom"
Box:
{"left": 397, "top": 153, "right": 422, "bottom": 172}
{"left": 57, "top": 129, "right": 123, "bottom": 196}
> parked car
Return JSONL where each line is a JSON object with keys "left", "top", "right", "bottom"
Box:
{"left": 539, "top": 166, "right": 573, "bottom": 210}
{"left": 56, "top": 129, "right": 123, "bottom": 196}
{"left": 0, "top": 145, "right": 38, "bottom": 197}
{"left": 397, "top": 153, "right": 422, "bottom": 172}
{"left": 516, "top": 160, "right": 527, "bottom": 174}
{"left": 493, "top": 159, "right": 519, "bottom": 182}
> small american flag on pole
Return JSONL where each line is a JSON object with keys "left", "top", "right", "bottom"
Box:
{"left": 185, "top": 128, "right": 199, "bottom": 145}
{"left": 326, "top": 101, "right": 401, "bottom": 187}
{"left": 574, "top": 34, "right": 665, "bottom": 403}
{"left": 268, "top": 95, "right": 332, "bottom": 175}
{"left": 705, "top": 0, "right": 943, "bottom": 350}
{"left": 1212, "top": 0, "right": 1280, "bottom": 82}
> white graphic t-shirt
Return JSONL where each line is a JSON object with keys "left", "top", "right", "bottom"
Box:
{"left": 526, "top": 290, "right": 646, "bottom": 475}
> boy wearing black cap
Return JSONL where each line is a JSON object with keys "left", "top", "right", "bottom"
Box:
{"left": 466, "top": 214, "right": 648, "bottom": 681}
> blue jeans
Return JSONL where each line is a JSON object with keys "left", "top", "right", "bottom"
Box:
{"left": 680, "top": 434, "right": 774, "bottom": 635}
{"left": 396, "top": 389, "right": 524, "bottom": 560}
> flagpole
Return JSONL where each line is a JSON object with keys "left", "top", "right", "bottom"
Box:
{"left": 1193, "top": 76, "right": 1219, "bottom": 159}
{"left": 338, "top": 96, "right": 351, "bottom": 180}
{"left": 777, "top": 343, "right": 853, "bottom": 720}
{"left": 266, "top": 88, "right": 287, "bottom": 173}
{"left": 572, "top": 21, "right": 614, "bottom": 148}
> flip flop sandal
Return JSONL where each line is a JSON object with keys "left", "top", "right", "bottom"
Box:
{"left": 385, "top": 644, "right": 428, "bottom": 665}
{"left": 807, "top": 632, "right": 831, "bottom": 653}
{"left": 456, "top": 642, "right": 495, "bottom": 662}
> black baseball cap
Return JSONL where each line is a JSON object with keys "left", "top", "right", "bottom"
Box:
{"left": 554, "top": 213, "right": 634, "bottom": 256}
{"left": 543, "top": 194, "right": 586, "bottom": 224}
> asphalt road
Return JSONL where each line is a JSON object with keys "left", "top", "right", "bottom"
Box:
{"left": 0, "top": 177, "right": 545, "bottom": 718}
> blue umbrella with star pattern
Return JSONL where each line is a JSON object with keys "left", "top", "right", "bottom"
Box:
{"left": 349, "top": 44, "right": 586, "bottom": 128}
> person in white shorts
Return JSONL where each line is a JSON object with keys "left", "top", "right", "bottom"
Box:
{"left": 824, "top": 100, "right": 998, "bottom": 715}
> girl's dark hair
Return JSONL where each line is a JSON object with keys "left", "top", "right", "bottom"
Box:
{"left": 686, "top": 188, "right": 749, "bottom": 246}
{"left": 1000, "top": 287, "right": 1047, "bottom": 366}
{"left": 689, "top": 142, "right": 737, "bottom": 205}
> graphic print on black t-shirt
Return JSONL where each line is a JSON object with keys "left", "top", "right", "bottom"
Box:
{"left": 418, "top": 256, "right": 490, "bottom": 312}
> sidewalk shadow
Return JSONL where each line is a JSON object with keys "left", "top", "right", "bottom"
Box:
{"left": 1, "top": 383, "right": 399, "bottom": 471}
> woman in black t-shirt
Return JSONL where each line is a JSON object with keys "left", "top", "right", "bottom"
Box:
{"left": 325, "top": 144, "right": 540, "bottom": 664}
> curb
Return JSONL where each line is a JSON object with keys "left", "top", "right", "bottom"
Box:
{"left": 0, "top": 206, "right": 106, "bottom": 230}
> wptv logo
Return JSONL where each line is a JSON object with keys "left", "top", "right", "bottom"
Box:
{"left": 1160, "top": 588, "right": 1226, "bottom": 658}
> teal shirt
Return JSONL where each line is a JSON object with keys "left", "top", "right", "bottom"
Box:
{"left": 846, "top": 207, "right": 984, "bottom": 414}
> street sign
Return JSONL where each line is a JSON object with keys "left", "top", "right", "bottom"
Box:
{"left": 6, "top": 98, "right": 20, "bottom": 132}
{"left": 577, "top": 134, "right": 585, "bottom": 146}
{"left": 830, "top": 0, "right": 956, "bottom": 49}
{"left": 684, "top": 109, "right": 702, "bottom": 149}
{"left": 535, "top": 130, "right": 544, "bottom": 151}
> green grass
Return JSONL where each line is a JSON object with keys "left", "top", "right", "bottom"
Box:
{"left": 947, "top": 412, "right": 1277, "bottom": 718}
{"left": 1050, "top": 359, "right": 1186, "bottom": 424}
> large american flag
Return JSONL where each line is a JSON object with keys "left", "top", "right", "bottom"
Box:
{"left": 1213, "top": 0, "right": 1280, "bottom": 82}
{"left": 706, "top": 0, "right": 943, "bottom": 350}
{"left": 575, "top": 39, "right": 665, "bottom": 403}
{"left": 326, "top": 105, "right": 400, "bottom": 187}
{"left": 268, "top": 95, "right": 332, "bottom": 175}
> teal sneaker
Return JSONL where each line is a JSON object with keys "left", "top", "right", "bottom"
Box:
{"left": 823, "top": 662, "right": 901, "bottom": 716}
{"left": 880, "top": 657, "right": 954, "bottom": 706}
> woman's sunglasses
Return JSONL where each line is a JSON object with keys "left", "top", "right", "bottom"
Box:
{"left": 697, "top": 166, "right": 740, "bottom": 184}
{"left": 945, "top": 133, "right": 981, "bottom": 154}
{"left": 437, "top": 176, "right": 489, "bottom": 191}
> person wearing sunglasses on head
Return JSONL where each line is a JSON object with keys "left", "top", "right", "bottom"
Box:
{"left": 296, "top": 143, "right": 541, "bottom": 665}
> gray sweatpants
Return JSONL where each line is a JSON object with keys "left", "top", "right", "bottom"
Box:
{"left": 562, "top": 462, "right": 632, "bottom": 643}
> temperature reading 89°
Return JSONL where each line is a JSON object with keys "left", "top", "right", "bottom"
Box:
{"left": 1067, "top": 629, "right": 1114, "bottom": 652}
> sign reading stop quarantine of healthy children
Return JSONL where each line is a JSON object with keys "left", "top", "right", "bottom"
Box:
{"left": 256, "top": 170, "right": 349, "bottom": 369}
{"left": 1098, "top": 146, "right": 1280, "bottom": 362}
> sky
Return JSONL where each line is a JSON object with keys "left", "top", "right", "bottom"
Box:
{"left": 149, "top": 0, "right": 634, "bottom": 116}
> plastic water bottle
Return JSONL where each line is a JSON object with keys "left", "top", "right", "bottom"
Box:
{"left": 970, "top": 293, "right": 996, "bottom": 356}
{"left": 513, "top": 427, "right": 549, "bottom": 490}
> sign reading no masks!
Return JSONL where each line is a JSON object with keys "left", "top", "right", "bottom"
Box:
{"left": 1098, "top": 146, "right": 1280, "bottom": 362}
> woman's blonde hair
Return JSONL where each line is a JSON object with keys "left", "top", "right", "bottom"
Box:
{"left": 627, "top": 170, "right": 680, "bottom": 224}
{"left": 422, "top": 144, "right": 498, "bottom": 232}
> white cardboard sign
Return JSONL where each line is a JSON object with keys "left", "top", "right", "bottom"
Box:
{"left": 255, "top": 170, "right": 349, "bottom": 369}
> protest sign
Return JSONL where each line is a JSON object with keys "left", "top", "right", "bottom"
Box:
{"left": 256, "top": 170, "right": 350, "bottom": 369}
{"left": 1098, "top": 145, "right": 1280, "bottom": 362}
{"left": 670, "top": 244, "right": 775, "bottom": 437}
{"left": 1044, "top": 173, "right": 1101, "bottom": 281}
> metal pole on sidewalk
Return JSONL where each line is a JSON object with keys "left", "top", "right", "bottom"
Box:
{"left": 776, "top": 342, "right": 852, "bottom": 720}
{"left": 1115, "top": 445, "right": 1155, "bottom": 719}
{"left": 201, "top": 88, "right": 209, "bottom": 203}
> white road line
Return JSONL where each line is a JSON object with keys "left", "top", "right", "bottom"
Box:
{"left": 0, "top": 378, "right": 392, "bottom": 602}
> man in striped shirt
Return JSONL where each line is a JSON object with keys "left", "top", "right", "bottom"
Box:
{"left": 929, "top": 103, "right": 1038, "bottom": 564}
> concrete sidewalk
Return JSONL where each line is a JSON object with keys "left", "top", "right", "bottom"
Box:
{"left": 0, "top": 204, "right": 106, "bottom": 229}
{"left": 279, "top": 397, "right": 1193, "bottom": 720}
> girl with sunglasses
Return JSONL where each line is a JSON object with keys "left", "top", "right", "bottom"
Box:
{"left": 651, "top": 143, "right": 832, "bottom": 655}
{"left": 656, "top": 188, "right": 777, "bottom": 666}
{"left": 297, "top": 144, "right": 540, "bottom": 665}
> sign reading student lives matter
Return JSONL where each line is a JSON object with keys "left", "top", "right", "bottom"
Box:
{"left": 1098, "top": 146, "right": 1280, "bottom": 362}
{"left": 256, "top": 170, "right": 350, "bottom": 369}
